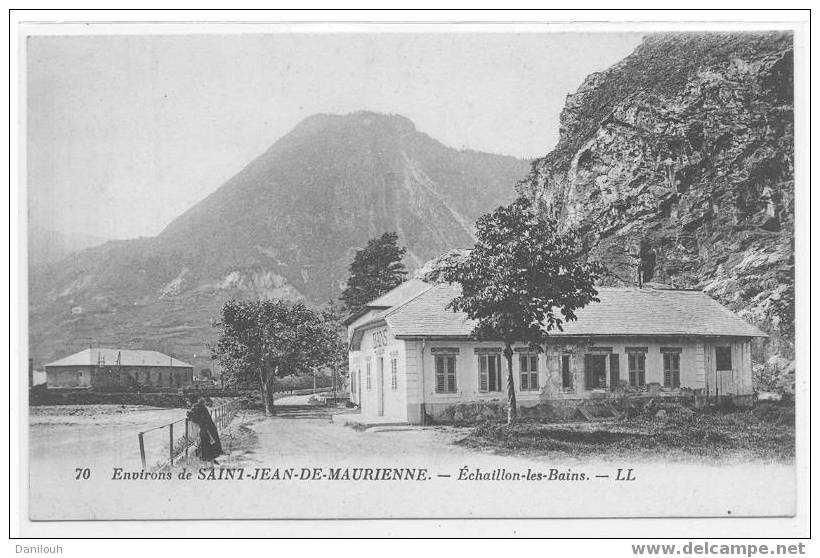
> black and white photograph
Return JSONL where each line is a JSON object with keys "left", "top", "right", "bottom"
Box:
{"left": 10, "top": 10, "right": 810, "bottom": 542}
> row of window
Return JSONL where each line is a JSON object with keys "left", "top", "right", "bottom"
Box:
{"left": 352, "top": 346, "right": 734, "bottom": 395}
{"left": 130, "top": 370, "right": 191, "bottom": 386}
{"left": 351, "top": 357, "right": 399, "bottom": 395}
{"left": 76, "top": 369, "right": 191, "bottom": 382}
{"left": 433, "top": 347, "right": 733, "bottom": 393}
{"left": 438, "top": 353, "right": 543, "bottom": 394}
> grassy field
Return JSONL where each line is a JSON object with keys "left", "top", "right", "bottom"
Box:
{"left": 456, "top": 402, "right": 795, "bottom": 463}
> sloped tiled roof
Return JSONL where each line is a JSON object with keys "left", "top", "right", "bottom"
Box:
{"left": 45, "top": 348, "right": 193, "bottom": 368}
{"left": 549, "top": 287, "right": 768, "bottom": 338}
{"left": 365, "top": 278, "right": 431, "bottom": 308}
{"left": 382, "top": 283, "right": 473, "bottom": 337}
{"left": 355, "top": 282, "right": 766, "bottom": 340}
{"left": 341, "top": 278, "right": 430, "bottom": 325}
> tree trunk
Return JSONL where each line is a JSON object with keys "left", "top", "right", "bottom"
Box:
{"left": 265, "top": 373, "right": 277, "bottom": 416}
{"left": 259, "top": 368, "right": 273, "bottom": 417}
{"left": 504, "top": 343, "right": 517, "bottom": 424}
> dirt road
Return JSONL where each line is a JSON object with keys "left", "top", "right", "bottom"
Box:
{"left": 222, "top": 406, "right": 469, "bottom": 464}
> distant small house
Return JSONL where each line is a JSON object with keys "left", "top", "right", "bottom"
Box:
{"left": 44, "top": 348, "right": 194, "bottom": 390}
{"left": 32, "top": 370, "right": 47, "bottom": 386}
{"left": 345, "top": 281, "right": 767, "bottom": 424}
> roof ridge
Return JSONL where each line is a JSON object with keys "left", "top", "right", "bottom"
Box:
{"left": 45, "top": 348, "right": 193, "bottom": 368}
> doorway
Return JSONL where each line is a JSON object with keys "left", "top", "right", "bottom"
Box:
{"left": 585, "top": 354, "right": 607, "bottom": 389}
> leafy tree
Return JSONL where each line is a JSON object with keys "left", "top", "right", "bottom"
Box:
{"left": 437, "top": 196, "right": 601, "bottom": 424}
{"left": 340, "top": 232, "right": 407, "bottom": 314}
{"left": 211, "top": 299, "right": 344, "bottom": 415}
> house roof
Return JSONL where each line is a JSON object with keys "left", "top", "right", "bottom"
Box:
{"left": 351, "top": 282, "right": 767, "bottom": 344}
{"left": 341, "top": 278, "right": 430, "bottom": 325}
{"left": 367, "top": 278, "right": 430, "bottom": 308}
{"left": 45, "top": 348, "right": 193, "bottom": 368}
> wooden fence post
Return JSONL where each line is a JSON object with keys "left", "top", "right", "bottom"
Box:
{"left": 184, "top": 419, "right": 189, "bottom": 459}
{"left": 138, "top": 432, "right": 146, "bottom": 470}
{"left": 169, "top": 423, "right": 174, "bottom": 465}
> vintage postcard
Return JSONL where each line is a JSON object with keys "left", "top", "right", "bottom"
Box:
{"left": 11, "top": 12, "right": 810, "bottom": 538}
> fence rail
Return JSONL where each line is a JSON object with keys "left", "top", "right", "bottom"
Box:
{"left": 272, "top": 386, "right": 335, "bottom": 398}
{"left": 137, "top": 399, "right": 243, "bottom": 471}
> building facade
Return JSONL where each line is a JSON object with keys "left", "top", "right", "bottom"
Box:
{"left": 345, "top": 282, "right": 766, "bottom": 424}
{"left": 44, "top": 348, "right": 194, "bottom": 391}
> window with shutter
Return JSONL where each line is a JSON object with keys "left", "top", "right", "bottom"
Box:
{"left": 531, "top": 356, "right": 539, "bottom": 390}
{"left": 519, "top": 354, "right": 539, "bottom": 391}
{"left": 662, "top": 352, "right": 681, "bottom": 388}
{"left": 478, "top": 354, "right": 501, "bottom": 392}
{"left": 366, "top": 362, "right": 372, "bottom": 391}
{"left": 561, "top": 354, "right": 572, "bottom": 389}
{"left": 436, "top": 354, "right": 457, "bottom": 393}
{"left": 488, "top": 355, "right": 499, "bottom": 391}
{"left": 609, "top": 354, "right": 620, "bottom": 391}
{"left": 519, "top": 355, "right": 529, "bottom": 390}
{"left": 446, "top": 356, "right": 456, "bottom": 392}
{"left": 628, "top": 353, "right": 646, "bottom": 387}
{"left": 478, "top": 355, "right": 488, "bottom": 392}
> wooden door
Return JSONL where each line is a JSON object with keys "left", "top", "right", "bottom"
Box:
{"left": 717, "top": 369, "right": 734, "bottom": 396}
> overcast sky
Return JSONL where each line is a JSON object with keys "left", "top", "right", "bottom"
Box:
{"left": 27, "top": 32, "right": 643, "bottom": 240}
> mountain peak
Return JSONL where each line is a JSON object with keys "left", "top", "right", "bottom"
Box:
{"left": 30, "top": 112, "right": 529, "bottom": 369}
{"left": 291, "top": 110, "right": 417, "bottom": 137}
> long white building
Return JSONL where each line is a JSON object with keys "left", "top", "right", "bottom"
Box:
{"left": 344, "top": 279, "right": 766, "bottom": 424}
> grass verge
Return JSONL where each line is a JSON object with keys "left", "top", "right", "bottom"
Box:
{"left": 456, "top": 402, "right": 795, "bottom": 463}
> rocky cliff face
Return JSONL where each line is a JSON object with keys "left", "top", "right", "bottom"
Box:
{"left": 517, "top": 32, "right": 794, "bottom": 380}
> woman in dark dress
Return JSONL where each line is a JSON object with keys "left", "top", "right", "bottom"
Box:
{"left": 187, "top": 398, "right": 223, "bottom": 464}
